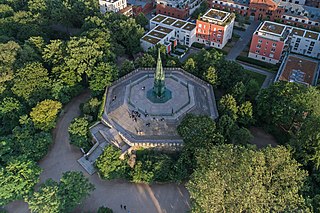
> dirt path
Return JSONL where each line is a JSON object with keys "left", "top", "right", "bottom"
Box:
{"left": 5, "top": 90, "right": 190, "bottom": 213}
{"left": 250, "top": 126, "right": 278, "bottom": 149}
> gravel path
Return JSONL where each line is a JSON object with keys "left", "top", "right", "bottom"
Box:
{"left": 5, "top": 90, "right": 190, "bottom": 213}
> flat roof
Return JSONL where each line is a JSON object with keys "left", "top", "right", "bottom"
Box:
{"left": 278, "top": 55, "right": 319, "bottom": 85}
{"left": 151, "top": 14, "right": 167, "bottom": 23}
{"left": 162, "top": 17, "right": 176, "bottom": 25}
{"left": 148, "top": 30, "right": 167, "bottom": 39}
{"left": 291, "top": 28, "right": 305, "bottom": 37}
{"left": 154, "top": 25, "right": 173, "bottom": 34}
{"left": 260, "top": 21, "right": 286, "bottom": 36}
{"left": 172, "top": 20, "right": 187, "bottom": 28}
{"left": 203, "top": 9, "right": 230, "bottom": 22}
{"left": 182, "top": 23, "right": 196, "bottom": 31}
{"left": 141, "top": 35, "right": 161, "bottom": 44}
{"left": 304, "top": 31, "right": 319, "bottom": 40}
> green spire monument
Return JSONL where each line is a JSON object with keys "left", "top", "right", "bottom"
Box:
{"left": 147, "top": 48, "right": 172, "bottom": 103}
{"left": 154, "top": 49, "right": 165, "bottom": 98}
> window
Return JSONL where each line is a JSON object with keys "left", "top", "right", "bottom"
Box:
{"left": 271, "top": 48, "right": 276, "bottom": 52}
{"left": 311, "top": 41, "right": 315, "bottom": 46}
{"left": 255, "top": 50, "right": 260, "bottom": 54}
{"left": 198, "top": 24, "right": 202, "bottom": 28}
{"left": 258, "top": 39, "right": 262, "bottom": 43}
{"left": 272, "top": 43, "right": 277, "bottom": 47}
{"left": 256, "top": 44, "right": 261, "bottom": 48}
{"left": 269, "top": 53, "right": 274, "bottom": 58}
{"left": 296, "top": 38, "right": 301, "bottom": 42}
{"left": 262, "top": 57, "right": 265, "bottom": 60}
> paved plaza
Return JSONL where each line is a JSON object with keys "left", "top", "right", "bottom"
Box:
{"left": 102, "top": 68, "right": 218, "bottom": 147}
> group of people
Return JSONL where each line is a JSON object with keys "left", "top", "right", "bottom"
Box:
{"left": 120, "top": 204, "right": 131, "bottom": 213}
{"left": 129, "top": 110, "right": 141, "bottom": 122}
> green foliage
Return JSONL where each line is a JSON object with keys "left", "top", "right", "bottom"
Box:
{"left": 236, "top": 55, "right": 279, "bottom": 72}
{"left": 0, "top": 97, "right": 23, "bottom": 134}
{"left": 68, "top": 117, "right": 91, "bottom": 151}
{"left": 0, "top": 159, "right": 41, "bottom": 206}
{"left": 97, "top": 206, "right": 113, "bottom": 213}
{"left": 12, "top": 62, "right": 52, "bottom": 105}
{"left": 187, "top": 144, "right": 309, "bottom": 212}
{"left": 27, "top": 171, "right": 95, "bottom": 213}
{"left": 30, "top": 99, "right": 62, "bottom": 131}
{"left": 205, "top": 66, "right": 218, "bottom": 87}
{"left": 96, "top": 146, "right": 130, "bottom": 180}
{"left": 82, "top": 97, "right": 101, "bottom": 120}
{"left": 135, "top": 13, "right": 148, "bottom": 28}
{"left": 135, "top": 53, "right": 156, "bottom": 68}
{"left": 218, "top": 94, "right": 238, "bottom": 120}
{"left": 89, "top": 62, "right": 117, "bottom": 94}
{"left": 119, "top": 59, "right": 135, "bottom": 77}
{"left": 13, "top": 126, "right": 52, "bottom": 161}
{"left": 190, "top": 1, "right": 208, "bottom": 19}
{"left": 237, "top": 101, "right": 254, "bottom": 126}
{"left": 256, "top": 81, "right": 320, "bottom": 135}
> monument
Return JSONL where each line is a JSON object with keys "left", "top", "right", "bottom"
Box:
{"left": 79, "top": 50, "right": 219, "bottom": 173}
{"left": 147, "top": 49, "right": 172, "bottom": 103}
{"left": 89, "top": 50, "right": 218, "bottom": 153}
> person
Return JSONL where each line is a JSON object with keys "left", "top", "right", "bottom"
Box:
{"left": 120, "top": 204, "right": 123, "bottom": 209}
{"left": 124, "top": 205, "right": 126, "bottom": 210}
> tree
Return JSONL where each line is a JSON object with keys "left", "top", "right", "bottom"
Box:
{"left": 290, "top": 116, "right": 320, "bottom": 169}
{"left": 0, "top": 159, "right": 41, "bottom": 206}
{"left": 177, "top": 114, "right": 224, "bottom": 173}
{"left": 256, "top": 82, "right": 320, "bottom": 134}
{"left": 134, "top": 53, "right": 156, "bottom": 68}
{"left": 82, "top": 97, "right": 101, "bottom": 120}
{"left": 68, "top": 117, "right": 91, "bottom": 151}
{"left": 0, "top": 4, "right": 14, "bottom": 18}
{"left": 205, "top": 66, "right": 218, "bottom": 86}
{"left": 0, "top": 136, "right": 15, "bottom": 165}
{"left": 237, "top": 101, "right": 254, "bottom": 126}
{"left": 229, "top": 81, "right": 246, "bottom": 103}
{"left": 12, "top": 62, "right": 52, "bottom": 104}
{"left": 0, "top": 97, "right": 23, "bottom": 134}
{"left": 218, "top": 94, "right": 238, "bottom": 120}
{"left": 96, "top": 145, "right": 130, "bottom": 180}
{"left": 135, "top": 13, "right": 148, "bottom": 28}
{"left": 187, "top": 145, "right": 309, "bottom": 212}
{"left": 30, "top": 100, "right": 62, "bottom": 131}
{"left": 27, "top": 171, "right": 94, "bottom": 213}
{"left": 13, "top": 126, "right": 53, "bottom": 161}
{"left": 246, "top": 79, "right": 259, "bottom": 100}
{"left": 119, "top": 59, "right": 135, "bottom": 77}
{"left": 231, "top": 127, "right": 253, "bottom": 145}
{"left": 27, "top": 180, "right": 61, "bottom": 213}
{"left": 58, "top": 171, "right": 95, "bottom": 211}
{"left": 89, "top": 62, "right": 117, "bottom": 93}
{"left": 182, "top": 58, "right": 196, "bottom": 74}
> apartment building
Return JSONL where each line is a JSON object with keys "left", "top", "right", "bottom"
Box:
{"left": 155, "top": 0, "right": 203, "bottom": 19}
{"left": 306, "top": 0, "right": 320, "bottom": 8}
{"left": 210, "top": 0, "right": 320, "bottom": 30}
{"left": 99, "top": 0, "right": 128, "bottom": 13}
{"left": 249, "top": 21, "right": 320, "bottom": 64}
{"left": 196, "top": 9, "right": 235, "bottom": 49}
{"left": 275, "top": 54, "right": 320, "bottom": 86}
{"left": 141, "top": 15, "right": 197, "bottom": 52}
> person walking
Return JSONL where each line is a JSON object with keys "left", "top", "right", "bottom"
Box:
{"left": 124, "top": 205, "right": 127, "bottom": 210}
{"left": 120, "top": 204, "right": 123, "bottom": 209}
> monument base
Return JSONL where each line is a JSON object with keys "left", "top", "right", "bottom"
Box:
{"left": 146, "top": 88, "right": 172, "bottom": 103}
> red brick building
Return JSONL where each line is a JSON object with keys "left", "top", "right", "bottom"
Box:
{"left": 156, "top": 4, "right": 189, "bottom": 19}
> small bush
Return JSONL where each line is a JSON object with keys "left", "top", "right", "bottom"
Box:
{"left": 191, "top": 42, "right": 205, "bottom": 49}
{"left": 236, "top": 55, "right": 279, "bottom": 72}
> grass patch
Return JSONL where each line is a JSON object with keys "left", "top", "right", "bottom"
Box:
{"left": 236, "top": 55, "right": 280, "bottom": 73}
{"left": 244, "top": 69, "right": 266, "bottom": 88}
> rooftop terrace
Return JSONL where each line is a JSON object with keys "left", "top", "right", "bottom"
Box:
{"left": 155, "top": 25, "right": 173, "bottom": 34}
{"left": 260, "top": 21, "right": 286, "bottom": 36}
{"left": 203, "top": 9, "right": 230, "bottom": 22}
{"left": 141, "top": 35, "right": 161, "bottom": 44}
{"left": 277, "top": 54, "right": 319, "bottom": 86}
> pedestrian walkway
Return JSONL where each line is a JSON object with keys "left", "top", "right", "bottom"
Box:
{"left": 226, "top": 21, "right": 261, "bottom": 61}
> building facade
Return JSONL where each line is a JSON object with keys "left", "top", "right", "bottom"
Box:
{"left": 249, "top": 21, "right": 320, "bottom": 64}
{"left": 196, "top": 9, "right": 235, "bottom": 49}
{"left": 141, "top": 14, "right": 197, "bottom": 52}
{"left": 155, "top": 0, "right": 203, "bottom": 19}
{"left": 210, "top": 0, "right": 320, "bottom": 30}
{"left": 99, "top": 0, "right": 128, "bottom": 13}
{"left": 306, "top": 0, "right": 320, "bottom": 8}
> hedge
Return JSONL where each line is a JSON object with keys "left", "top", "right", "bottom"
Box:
{"left": 236, "top": 55, "right": 279, "bottom": 72}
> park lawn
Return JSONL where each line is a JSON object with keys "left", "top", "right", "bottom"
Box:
{"left": 244, "top": 70, "right": 266, "bottom": 88}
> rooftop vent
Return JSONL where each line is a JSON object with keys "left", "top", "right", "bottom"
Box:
{"left": 268, "top": 25, "right": 276, "bottom": 31}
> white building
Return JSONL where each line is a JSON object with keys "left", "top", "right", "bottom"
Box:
{"left": 99, "top": 0, "right": 127, "bottom": 13}
{"left": 290, "top": 28, "right": 320, "bottom": 59}
{"left": 140, "top": 25, "right": 177, "bottom": 53}
{"left": 281, "top": 0, "right": 306, "bottom": 5}
{"left": 140, "top": 14, "right": 197, "bottom": 52}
